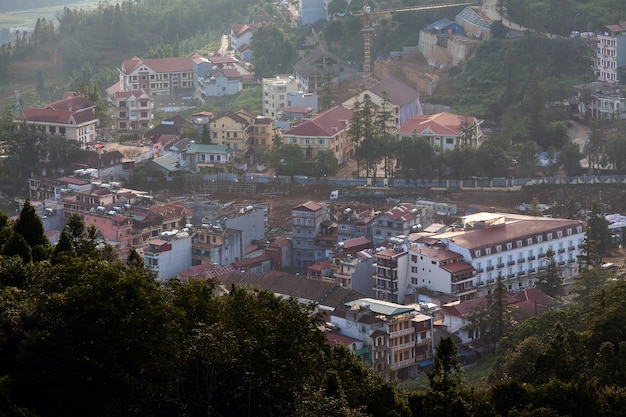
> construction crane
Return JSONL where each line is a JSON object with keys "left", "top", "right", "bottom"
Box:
{"left": 353, "top": 1, "right": 473, "bottom": 78}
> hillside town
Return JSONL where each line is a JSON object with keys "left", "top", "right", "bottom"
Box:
{"left": 4, "top": 0, "right": 626, "bottom": 385}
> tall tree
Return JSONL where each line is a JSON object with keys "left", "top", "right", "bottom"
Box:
{"left": 14, "top": 199, "right": 48, "bottom": 249}
{"left": 428, "top": 337, "right": 464, "bottom": 417}
{"left": 318, "top": 67, "right": 336, "bottom": 112}
{"left": 586, "top": 201, "right": 610, "bottom": 263}
{"left": 536, "top": 249, "right": 563, "bottom": 298}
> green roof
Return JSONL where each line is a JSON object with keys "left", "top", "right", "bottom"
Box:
{"left": 345, "top": 298, "right": 415, "bottom": 317}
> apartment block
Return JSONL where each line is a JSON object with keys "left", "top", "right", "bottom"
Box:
{"left": 291, "top": 201, "right": 331, "bottom": 269}
{"left": 593, "top": 22, "right": 626, "bottom": 84}
{"left": 330, "top": 298, "right": 433, "bottom": 381}
{"left": 262, "top": 75, "right": 301, "bottom": 119}
{"left": 144, "top": 231, "right": 192, "bottom": 280}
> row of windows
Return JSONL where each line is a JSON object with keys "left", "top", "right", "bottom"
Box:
{"left": 474, "top": 227, "right": 581, "bottom": 257}
{"left": 287, "top": 137, "right": 327, "bottom": 145}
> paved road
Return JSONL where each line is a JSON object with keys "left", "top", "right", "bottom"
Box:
{"left": 479, "top": 0, "right": 561, "bottom": 39}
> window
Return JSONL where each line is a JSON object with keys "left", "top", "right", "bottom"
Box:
{"left": 496, "top": 245, "right": 502, "bottom": 252}
{"left": 517, "top": 240, "right": 522, "bottom": 248}
{"left": 537, "top": 235, "right": 543, "bottom": 242}
{"left": 446, "top": 138, "right": 454, "bottom": 144}
{"left": 318, "top": 138, "right": 325, "bottom": 145}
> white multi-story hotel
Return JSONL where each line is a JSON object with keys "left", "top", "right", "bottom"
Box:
{"left": 410, "top": 213, "right": 585, "bottom": 301}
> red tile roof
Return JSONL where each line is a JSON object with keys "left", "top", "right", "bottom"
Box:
{"left": 47, "top": 93, "right": 95, "bottom": 111}
{"left": 293, "top": 201, "right": 325, "bottom": 212}
{"left": 342, "top": 236, "right": 372, "bottom": 250}
{"left": 114, "top": 89, "right": 150, "bottom": 99}
{"left": 55, "top": 176, "right": 91, "bottom": 186}
{"left": 442, "top": 297, "right": 488, "bottom": 317}
{"left": 230, "top": 23, "right": 259, "bottom": 37}
{"left": 283, "top": 106, "right": 352, "bottom": 137}
{"left": 446, "top": 217, "right": 584, "bottom": 252}
{"left": 440, "top": 261, "right": 475, "bottom": 274}
{"left": 326, "top": 332, "right": 362, "bottom": 347}
{"left": 384, "top": 203, "right": 419, "bottom": 221}
{"left": 307, "top": 260, "right": 332, "bottom": 272}
{"left": 398, "top": 112, "right": 479, "bottom": 136}
{"left": 222, "top": 68, "right": 241, "bottom": 79}
{"left": 209, "top": 56, "right": 238, "bottom": 64}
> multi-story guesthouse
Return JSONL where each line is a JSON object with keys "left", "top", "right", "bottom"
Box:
{"left": 593, "top": 21, "right": 626, "bottom": 84}
{"left": 396, "top": 112, "right": 484, "bottom": 151}
{"left": 110, "top": 89, "right": 153, "bottom": 131}
{"left": 291, "top": 201, "right": 331, "bottom": 269}
{"left": 281, "top": 106, "right": 353, "bottom": 162}
{"left": 16, "top": 92, "right": 99, "bottom": 147}
{"left": 330, "top": 298, "right": 433, "bottom": 381}
{"left": 262, "top": 75, "right": 301, "bottom": 119}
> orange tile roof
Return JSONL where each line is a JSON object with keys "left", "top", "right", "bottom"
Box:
{"left": 398, "top": 112, "right": 479, "bottom": 136}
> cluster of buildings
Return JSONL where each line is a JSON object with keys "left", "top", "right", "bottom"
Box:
{"left": 10, "top": 3, "right": 608, "bottom": 382}
{"left": 180, "top": 200, "right": 584, "bottom": 381}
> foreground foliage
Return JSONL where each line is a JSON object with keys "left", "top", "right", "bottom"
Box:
{"left": 2, "top": 209, "right": 626, "bottom": 415}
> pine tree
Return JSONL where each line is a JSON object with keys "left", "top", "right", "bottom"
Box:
{"left": 536, "top": 249, "right": 563, "bottom": 298}
{"left": 14, "top": 199, "right": 48, "bottom": 248}
{"left": 318, "top": 68, "right": 335, "bottom": 112}
{"left": 428, "top": 337, "right": 463, "bottom": 417}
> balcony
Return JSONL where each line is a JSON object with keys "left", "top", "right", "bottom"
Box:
{"left": 390, "top": 358, "right": 415, "bottom": 370}
{"left": 497, "top": 263, "right": 505, "bottom": 269}
{"left": 508, "top": 274, "right": 516, "bottom": 278}
{"left": 568, "top": 246, "right": 576, "bottom": 251}
{"left": 517, "top": 258, "right": 525, "bottom": 264}
{"left": 528, "top": 256, "right": 536, "bottom": 260}
{"left": 486, "top": 266, "right": 495, "bottom": 271}
{"left": 529, "top": 268, "right": 536, "bottom": 273}
{"left": 558, "top": 248, "right": 566, "bottom": 254}
{"left": 558, "top": 261, "right": 566, "bottom": 266}
{"left": 476, "top": 268, "right": 484, "bottom": 273}
{"left": 507, "top": 261, "right": 516, "bottom": 266}
{"left": 390, "top": 327, "right": 414, "bottom": 338}
{"left": 518, "top": 271, "right": 526, "bottom": 276}
{"left": 568, "top": 258, "right": 577, "bottom": 263}
{"left": 538, "top": 253, "right": 546, "bottom": 259}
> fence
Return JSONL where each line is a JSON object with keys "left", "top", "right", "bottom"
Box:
{"left": 184, "top": 173, "right": 626, "bottom": 191}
